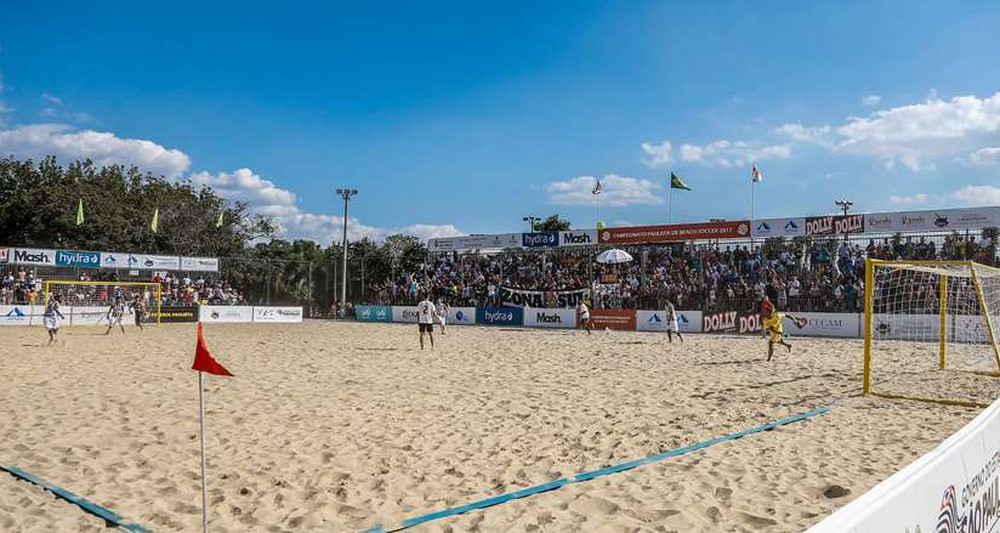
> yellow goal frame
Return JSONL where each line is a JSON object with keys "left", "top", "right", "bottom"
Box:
{"left": 43, "top": 280, "right": 163, "bottom": 326}
{"left": 862, "top": 259, "right": 1000, "bottom": 408}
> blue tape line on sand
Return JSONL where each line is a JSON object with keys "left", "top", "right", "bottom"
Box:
{"left": 361, "top": 406, "right": 829, "bottom": 533}
{"left": 1, "top": 465, "right": 153, "bottom": 533}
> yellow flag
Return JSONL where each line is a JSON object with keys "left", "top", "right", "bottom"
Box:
{"left": 76, "top": 199, "right": 84, "bottom": 226}
{"left": 151, "top": 207, "right": 159, "bottom": 233}
{"left": 216, "top": 211, "right": 224, "bottom": 228}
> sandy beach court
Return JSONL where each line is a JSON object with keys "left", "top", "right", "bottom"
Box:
{"left": 1, "top": 321, "right": 994, "bottom": 532}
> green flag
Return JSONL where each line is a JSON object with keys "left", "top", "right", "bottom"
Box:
{"left": 216, "top": 211, "right": 224, "bottom": 228}
{"left": 670, "top": 172, "right": 691, "bottom": 191}
{"left": 151, "top": 207, "right": 159, "bottom": 233}
{"left": 596, "top": 220, "right": 606, "bottom": 230}
{"left": 76, "top": 198, "right": 84, "bottom": 226}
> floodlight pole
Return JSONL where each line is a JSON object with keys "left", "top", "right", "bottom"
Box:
{"left": 835, "top": 199, "right": 853, "bottom": 242}
{"left": 336, "top": 188, "right": 358, "bottom": 313}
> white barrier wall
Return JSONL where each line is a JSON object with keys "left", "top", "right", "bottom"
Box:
{"left": 523, "top": 308, "right": 577, "bottom": 329}
{"left": 392, "top": 306, "right": 419, "bottom": 323}
{"left": 199, "top": 306, "right": 254, "bottom": 323}
{"left": 253, "top": 306, "right": 303, "bottom": 323}
{"left": 0, "top": 305, "right": 37, "bottom": 326}
{"left": 447, "top": 307, "right": 476, "bottom": 325}
{"left": 793, "top": 312, "right": 860, "bottom": 338}
{"left": 636, "top": 310, "right": 703, "bottom": 333}
{"left": 807, "top": 395, "right": 1000, "bottom": 532}
{"left": 68, "top": 306, "right": 136, "bottom": 326}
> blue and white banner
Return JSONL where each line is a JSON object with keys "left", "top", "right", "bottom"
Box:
{"left": 636, "top": 310, "right": 702, "bottom": 332}
{"left": 521, "top": 232, "right": 558, "bottom": 248}
{"left": 522, "top": 308, "right": 576, "bottom": 329}
{"left": 56, "top": 250, "right": 101, "bottom": 269}
{"left": 357, "top": 305, "right": 393, "bottom": 323}
{"left": 476, "top": 307, "right": 523, "bottom": 326}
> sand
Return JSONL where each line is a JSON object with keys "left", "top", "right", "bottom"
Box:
{"left": 1, "top": 321, "right": 996, "bottom": 532}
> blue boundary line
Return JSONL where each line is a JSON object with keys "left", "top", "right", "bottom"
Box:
{"left": 1, "top": 465, "right": 153, "bottom": 533}
{"left": 361, "top": 406, "right": 830, "bottom": 532}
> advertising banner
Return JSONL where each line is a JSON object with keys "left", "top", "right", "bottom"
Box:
{"left": 0, "top": 305, "right": 35, "bottom": 326}
{"left": 864, "top": 206, "right": 1000, "bottom": 234}
{"left": 428, "top": 233, "right": 522, "bottom": 252}
{"left": 0, "top": 247, "right": 9, "bottom": 264}
{"left": 475, "top": 306, "right": 524, "bottom": 327}
{"left": 589, "top": 309, "right": 636, "bottom": 331}
{"left": 148, "top": 305, "right": 198, "bottom": 323}
{"left": 872, "top": 314, "right": 940, "bottom": 342}
{"left": 751, "top": 218, "right": 806, "bottom": 238}
{"left": 498, "top": 287, "right": 588, "bottom": 308}
{"left": 100, "top": 252, "right": 128, "bottom": 269}
{"left": 807, "top": 395, "right": 1000, "bottom": 533}
{"left": 805, "top": 214, "right": 865, "bottom": 236}
{"left": 598, "top": 221, "right": 751, "bottom": 245}
{"left": 139, "top": 255, "right": 181, "bottom": 270}
{"left": 180, "top": 256, "right": 220, "bottom": 272}
{"left": 636, "top": 310, "right": 703, "bottom": 333}
{"left": 794, "top": 312, "right": 860, "bottom": 338}
{"left": 702, "top": 310, "right": 762, "bottom": 334}
{"left": 521, "top": 232, "right": 559, "bottom": 248}
{"left": 198, "top": 305, "right": 254, "bottom": 323}
{"left": 12, "top": 247, "right": 56, "bottom": 266}
{"left": 253, "top": 306, "right": 303, "bottom": 323}
{"left": 56, "top": 250, "right": 101, "bottom": 269}
{"left": 356, "top": 305, "right": 393, "bottom": 323}
{"left": 392, "top": 306, "right": 420, "bottom": 323}
{"left": 523, "top": 308, "right": 577, "bottom": 329}
{"left": 447, "top": 307, "right": 476, "bottom": 325}
{"left": 68, "top": 306, "right": 136, "bottom": 326}
{"left": 559, "top": 230, "right": 598, "bottom": 247}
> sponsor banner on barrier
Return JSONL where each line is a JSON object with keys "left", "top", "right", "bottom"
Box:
{"left": 636, "top": 310, "right": 703, "bottom": 333}
{"left": 253, "top": 306, "right": 303, "bottom": 323}
{"left": 69, "top": 306, "right": 136, "bottom": 326}
{"left": 794, "top": 312, "right": 859, "bottom": 338}
{"left": 872, "top": 313, "right": 940, "bottom": 342}
{"left": 805, "top": 214, "right": 865, "bottom": 235}
{"left": 392, "top": 306, "right": 420, "bottom": 323}
{"left": 100, "top": 252, "right": 128, "bottom": 269}
{"left": 751, "top": 218, "right": 806, "bottom": 238}
{"left": 521, "top": 232, "right": 558, "bottom": 248}
{"left": 139, "top": 254, "right": 180, "bottom": 270}
{"left": 0, "top": 247, "right": 10, "bottom": 263}
{"left": 475, "top": 306, "right": 524, "bottom": 326}
{"left": 356, "top": 305, "right": 393, "bottom": 323}
{"left": 448, "top": 307, "right": 476, "bottom": 325}
{"left": 428, "top": 233, "right": 522, "bottom": 252}
{"left": 590, "top": 309, "right": 636, "bottom": 331}
{"left": 180, "top": 256, "right": 220, "bottom": 272}
{"left": 499, "top": 286, "right": 588, "bottom": 308}
{"left": 559, "top": 230, "right": 598, "bottom": 247}
{"left": 807, "top": 395, "right": 1000, "bottom": 533}
{"left": 56, "top": 250, "right": 101, "bottom": 269}
{"left": 598, "top": 221, "right": 751, "bottom": 245}
{"left": 199, "top": 305, "right": 254, "bottom": 323}
{"left": 0, "top": 305, "right": 34, "bottom": 326}
{"left": 12, "top": 247, "right": 56, "bottom": 266}
{"left": 523, "top": 308, "right": 577, "bottom": 329}
{"left": 149, "top": 305, "right": 198, "bottom": 323}
{"left": 702, "top": 310, "right": 762, "bottom": 334}
{"left": 864, "top": 206, "right": 1000, "bottom": 234}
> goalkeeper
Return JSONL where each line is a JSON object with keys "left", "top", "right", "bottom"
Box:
{"left": 763, "top": 307, "right": 804, "bottom": 361}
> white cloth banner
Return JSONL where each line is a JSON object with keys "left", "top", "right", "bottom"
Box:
{"left": 181, "top": 256, "right": 220, "bottom": 272}
{"left": 522, "top": 308, "right": 577, "bottom": 329}
{"left": 252, "top": 306, "right": 303, "bottom": 323}
{"left": 751, "top": 218, "right": 806, "bottom": 238}
{"left": 428, "top": 233, "right": 522, "bottom": 252}
{"left": 392, "top": 306, "right": 420, "bottom": 323}
{"left": 792, "top": 312, "right": 860, "bottom": 338}
{"left": 447, "top": 307, "right": 476, "bottom": 325}
{"left": 198, "top": 306, "right": 254, "bottom": 323}
{"left": 808, "top": 395, "right": 1000, "bottom": 533}
{"left": 138, "top": 254, "right": 181, "bottom": 270}
{"left": 864, "top": 206, "right": 1000, "bottom": 233}
{"left": 636, "top": 310, "right": 703, "bottom": 332}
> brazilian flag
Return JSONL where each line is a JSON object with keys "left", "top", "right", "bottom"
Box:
{"left": 670, "top": 173, "right": 691, "bottom": 191}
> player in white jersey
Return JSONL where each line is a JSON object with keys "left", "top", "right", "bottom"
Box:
{"left": 105, "top": 296, "right": 126, "bottom": 335}
{"left": 417, "top": 295, "right": 436, "bottom": 350}
{"left": 665, "top": 300, "right": 683, "bottom": 343}
{"left": 577, "top": 300, "right": 592, "bottom": 335}
{"left": 43, "top": 294, "right": 65, "bottom": 345}
{"left": 436, "top": 299, "right": 449, "bottom": 335}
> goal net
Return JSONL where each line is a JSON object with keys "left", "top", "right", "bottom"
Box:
{"left": 863, "top": 260, "right": 1000, "bottom": 407}
{"left": 43, "top": 280, "right": 162, "bottom": 326}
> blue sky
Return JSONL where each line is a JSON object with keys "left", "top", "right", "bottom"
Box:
{"left": 2, "top": 1, "right": 1000, "bottom": 243}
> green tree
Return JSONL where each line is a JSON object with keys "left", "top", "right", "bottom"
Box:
{"left": 535, "top": 214, "right": 572, "bottom": 231}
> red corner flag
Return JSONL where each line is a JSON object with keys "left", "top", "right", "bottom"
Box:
{"left": 192, "top": 323, "right": 233, "bottom": 377}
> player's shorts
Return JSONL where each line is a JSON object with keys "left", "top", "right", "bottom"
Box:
{"left": 667, "top": 320, "right": 679, "bottom": 331}
{"left": 580, "top": 314, "right": 590, "bottom": 323}
{"left": 438, "top": 316, "right": 446, "bottom": 326}
{"left": 769, "top": 331, "right": 784, "bottom": 343}
{"left": 419, "top": 323, "right": 434, "bottom": 333}
{"left": 43, "top": 316, "right": 59, "bottom": 330}
{"left": 110, "top": 315, "right": 123, "bottom": 325}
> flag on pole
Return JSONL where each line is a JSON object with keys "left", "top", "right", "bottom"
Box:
{"left": 596, "top": 220, "right": 606, "bottom": 230}
{"left": 150, "top": 207, "right": 159, "bottom": 234}
{"left": 751, "top": 163, "right": 763, "bottom": 183}
{"left": 592, "top": 179, "right": 602, "bottom": 195}
{"left": 215, "top": 212, "right": 224, "bottom": 228}
{"left": 670, "top": 173, "right": 691, "bottom": 191}
{"left": 192, "top": 323, "right": 233, "bottom": 376}
{"left": 76, "top": 199, "right": 84, "bottom": 226}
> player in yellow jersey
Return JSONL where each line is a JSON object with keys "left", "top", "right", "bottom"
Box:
{"left": 762, "top": 307, "right": 804, "bottom": 361}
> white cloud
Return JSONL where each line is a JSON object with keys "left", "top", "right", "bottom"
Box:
{"left": 966, "top": 146, "right": 1000, "bottom": 167}
{"left": 775, "top": 122, "right": 833, "bottom": 145}
{"left": 545, "top": 174, "right": 663, "bottom": 207}
{"left": 861, "top": 95, "right": 881, "bottom": 106}
{"left": 42, "top": 93, "right": 63, "bottom": 105}
{"left": 0, "top": 123, "right": 192, "bottom": 178}
{"left": 889, "top": 193, "right": 928, "bottom": 206}
{"left": 835, "top": 92, "right": 1000, "bottom": 171}
{"left": 190, "top": 168, "right": 297, "bottom": 210}
{"left": 640, "top": 140, "right": 673, "bottom": 168}
{"left": 676, "top": 139, "right": 791, "bottom": 167}
{"left": 0, "top": 103, "right": 11, "bottom": 126}
{"left": 40, "top": 107, "right": 57, "bottom": 117}
{"left": 950, "top": 185, "right": 1000, "bottom": 206}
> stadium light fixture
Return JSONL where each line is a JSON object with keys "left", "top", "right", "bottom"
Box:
{"left": 336, "top": 188, "right": 358, "bottom": 311}
{"left": 522, "top": 215, "right": 539, "bottom": 232}
{"left": 835, "top": 199, "right": 853, "bottom": 216}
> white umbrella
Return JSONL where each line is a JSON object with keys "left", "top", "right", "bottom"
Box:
{"left": 596, "top": 248, "right": 634, "bottom": 264}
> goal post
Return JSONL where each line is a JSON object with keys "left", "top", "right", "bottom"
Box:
{"left": 863, "top": 259, "right": 1000, "bottom": 407}
{"left": 43, "top": 280, "right": 163, "bottom": 326}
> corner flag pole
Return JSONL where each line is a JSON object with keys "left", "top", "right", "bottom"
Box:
{"left": 669, "top": 186, "right": 673, "bottom": 223}
{"left": 198, "top": 371, "right": 209, "bottom": 533}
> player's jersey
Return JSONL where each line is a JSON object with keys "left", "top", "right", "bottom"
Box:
{"left": 577, "top": 302, "right": 590, "bottom": 318}
{"left": 109, "top": 302, "right": 125, "bottom": 318}
{"left": 417, "top": 300, "right": 436, "bottom": 324}
{"left": 44, "top": 301, "right": 60, "bottom": 318}
{"left": 763, "top": 312, "right": 785, "bottom": 341}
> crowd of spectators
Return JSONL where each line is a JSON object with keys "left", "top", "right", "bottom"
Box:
{"left": 371, "top": 232, "right": 998, "bottom": 314}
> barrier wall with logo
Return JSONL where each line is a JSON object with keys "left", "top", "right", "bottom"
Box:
{"left": 589, "top": 309, "right": 637, "bottom": 331}
{"left": 523, "top": 307, "right": 577, "bottom": 329}
{"left": 807, "top": 395, "right": 1000, "bottom": 532}
{"left": 253, "top": 306, "right": 304, "bottom": 323}
{"left": 635, "top": 310, "right": 703, "bottom": 333}
{"left": 476, "top": 307, "right": 524, "bottom": 327}
{"left": 356, "top": 305, "right": 393, "bottom": 323}
{"left": 1, "top": 305, "right": 300, "bottom": 326}
{"left": 448, "top": 307, "right": 476, "bottom": 325}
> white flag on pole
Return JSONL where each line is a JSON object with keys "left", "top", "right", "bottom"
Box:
{"left": 751, "top": 163, "right": 763, "bottom": 183}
